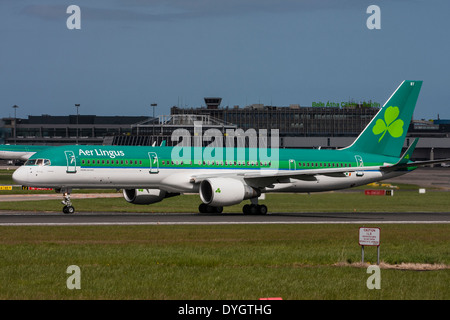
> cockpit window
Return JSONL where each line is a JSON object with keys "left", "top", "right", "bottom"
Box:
{"left": 25, "top": 159, "right": 36, "bottom": 166}
{"left": 25, "top": 159, "right": 51, "bottom": 166}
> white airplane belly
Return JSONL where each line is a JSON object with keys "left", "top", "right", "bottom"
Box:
{"left": 25, "top": 166, "right": 167, "bottom": 189}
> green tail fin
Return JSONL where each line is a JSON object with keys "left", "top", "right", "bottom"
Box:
{"left": 344, "top": 80, "right": 422, "bottom": 157}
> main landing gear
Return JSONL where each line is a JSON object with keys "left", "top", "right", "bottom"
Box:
{"left": 198, "top": 198, "right": 268, "bottom": 215}
{"left": 242, "top": 203, "right": 268, "bottom": 215}
{"left": 61, "top": 189, "right": 75, "bottom": 214}
{"left": 198, "top": 203, "right": 223, "bottom": 214}
{"left": 242, "top": 197, "right": 267, "bottom": 215}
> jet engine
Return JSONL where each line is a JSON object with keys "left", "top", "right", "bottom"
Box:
{"left": 123, "top": 189, "right": 179, "bottom": 205}
{"left": 199, "top": 178, "right": 260, "bottom": 206}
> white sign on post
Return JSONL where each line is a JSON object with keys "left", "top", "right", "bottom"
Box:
{"left": 359, "top": 227, "right": 380, "bottom": 246}
{"left": 359, "top": 227, "right": 381, "bottom": 264}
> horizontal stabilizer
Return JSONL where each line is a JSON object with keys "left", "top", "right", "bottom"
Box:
{"left": 397, "top": 138, "right": 419, "bottom": 165}
{"left": 382, "top": 158, "right": 450, "bottom": 172}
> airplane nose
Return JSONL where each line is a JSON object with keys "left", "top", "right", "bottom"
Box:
{"left": 12, "top": 167, "right": 28, "bottom": 185}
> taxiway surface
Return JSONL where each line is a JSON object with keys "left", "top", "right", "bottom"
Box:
{"left": 0, "top": 211, "right": 449, "bottom": 226}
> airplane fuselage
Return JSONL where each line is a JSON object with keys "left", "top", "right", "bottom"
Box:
{"left": 13, "top": 145, "right": 407, "bottom": 193}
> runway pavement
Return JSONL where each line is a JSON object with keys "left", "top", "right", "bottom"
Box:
{"left": 0, "top": 211, "right": 449, "bottom": 226}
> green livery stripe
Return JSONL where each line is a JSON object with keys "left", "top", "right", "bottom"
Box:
{"left": 29, "top": 145, "right": 396, "bottom": 170}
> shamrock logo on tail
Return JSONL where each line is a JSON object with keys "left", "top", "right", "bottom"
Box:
{"left": 372, "top": 106, "right": 404, "bottom": 142}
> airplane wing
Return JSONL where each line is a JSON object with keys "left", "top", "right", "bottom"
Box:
{"left": 190, "top": 159, "right": 450, "bottom": 189}
{"left": 189, "top": 140, "right": 418, "bottom": 183}
{"left": 190, "top": 138, "right": 450, "bottom": 187}
{"left": 190, "top": 165, "right": 382, "bottom": 184}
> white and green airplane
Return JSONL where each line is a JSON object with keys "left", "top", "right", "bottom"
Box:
{"left": 0, "top": 144, "right": 51, "bottom": 161}
{"left": 12, "top": 80, "right": 450, "bottom": 214}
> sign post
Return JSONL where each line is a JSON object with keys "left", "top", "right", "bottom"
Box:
{"left": 359, "top": 227, "right": 381, "bottom": 264}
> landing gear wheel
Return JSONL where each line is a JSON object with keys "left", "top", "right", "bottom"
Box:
{"left": 198, "top": 204, "right": 223, "bottom": 214}
{"left": 63, "top": 206, "right": 75, "bottom": 214}
{"left": 258, "top": 204, "right": 268, "bottom": 215}
{"left": 199, "top": 203, "right": 208, "bottom": 213}
{"left": 249, "top": 204, "right": 258, "bottom": 215}
{"left": 242, "top": 204, "right": 268, "bottom": 215}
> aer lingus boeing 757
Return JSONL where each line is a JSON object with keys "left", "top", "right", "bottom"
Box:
{"left": 0, "top": 144, "right": 51, "bottom": 161}
{"left": 12, "top": 81, "right": 450, "bottom": 214}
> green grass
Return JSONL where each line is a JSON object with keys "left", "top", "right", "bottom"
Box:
{"left": 0, "top": 169, "right": 15, "bottom": 185}
{"left": 0, "top": 224, "right": 448, "bottom": 299}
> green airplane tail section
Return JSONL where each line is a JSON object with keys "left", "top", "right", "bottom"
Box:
{"left": 344, "top": 80, "right": 423, "bottom": 158}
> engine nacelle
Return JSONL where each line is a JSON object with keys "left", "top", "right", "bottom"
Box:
{"left": 123, "top": 189, "right": 179, "bottom": 205}
{"left": 199, "top": 178, "right": 260, "bottom": 206}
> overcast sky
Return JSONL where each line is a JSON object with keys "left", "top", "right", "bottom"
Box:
{"left": 1, "top": 0, "right": 449, "bottom": 120}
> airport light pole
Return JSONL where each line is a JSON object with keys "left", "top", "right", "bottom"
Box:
{"left": 75, "top": 104, "right": 80, "bottom": 144}
{"left": 151, "top": 103, "right": 157, "bottom": 136}
{"left": 12, "top": 105, "right": 19, "bottom": 144}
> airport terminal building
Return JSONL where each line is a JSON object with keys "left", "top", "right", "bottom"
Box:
{"left": 1, "top": 97, "right": 450, "bottom": 161}
{"left": 170, "top": 98, "right": 450, "bottom": 160}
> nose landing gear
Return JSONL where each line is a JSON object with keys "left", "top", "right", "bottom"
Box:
{"left": 61, "top": 189, "right": 75, "bottom": 214}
